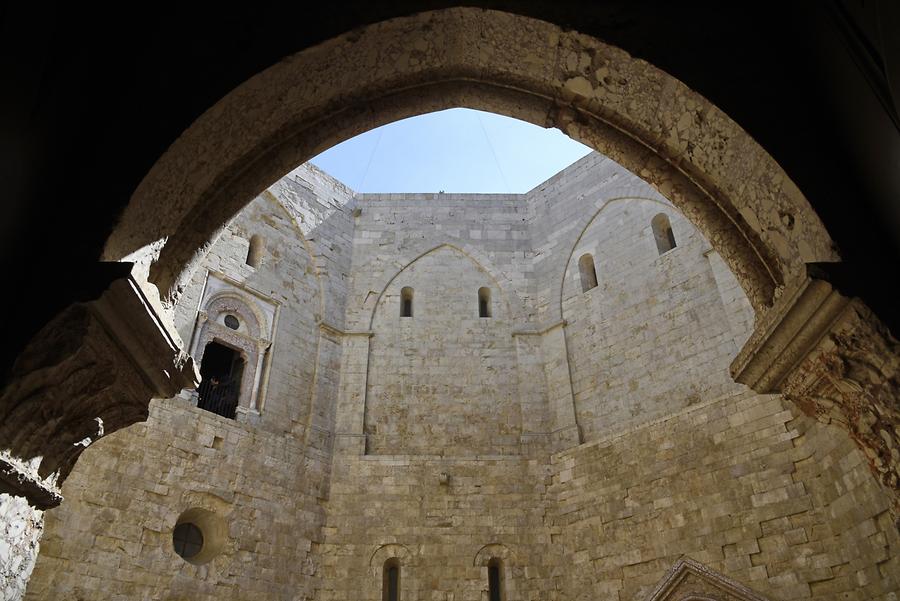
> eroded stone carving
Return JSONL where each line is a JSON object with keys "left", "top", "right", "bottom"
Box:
{"left": 645, "top": 557, "right": 772, "bottom": 601}
{"left": 732, "top": 271, "right": 900, "bottom": 514}
{"left": 0, "top": 271, "right": 198, "bottom": 508}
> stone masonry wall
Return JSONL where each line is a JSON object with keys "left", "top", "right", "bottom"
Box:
{"left": 25, "top": 399, "right": 327, "bottom": 601}
{"left": 25, "top": 165, "right": 352, "bottom": 600}
{"left": 549, "top": 392, "right": 899, "bottom": 601}
{"left": 18, "top": 154, "right": 899, "bottom": 601}
{"left": 316, "top": 455, "right": 556, "bottom": 601}
{"left": 526, "top": 152, "right": 750, "bottom": 442}
{"left": 559, "top": 197, "right": 745, "bottom": 440}
{"left": 345, "top": 192, "right": 532, "bottom": 330}
{"left": 366, "top": 246, "right": 520, "bottom": 455}
{"left": 171, "top": 166, "right": 353, "bottom": 440}
{"left": 346, "top": 192, "right": 536, "bottom": 455}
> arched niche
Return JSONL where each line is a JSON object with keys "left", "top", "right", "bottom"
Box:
{"left": 368, "top": 243, "right": 513, "bottom": 328}
{"left": 369, "top": 543, "right": 413, "bottom": 571}
{"left": 559, "top": 196, "right": 678, "bottom": 316}
{"left": 473, "top": 543, "right": 514, "bottom": 567}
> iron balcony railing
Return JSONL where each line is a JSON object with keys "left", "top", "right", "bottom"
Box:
{"left": 196, "top": 378, "right": 239, "bottom": 419}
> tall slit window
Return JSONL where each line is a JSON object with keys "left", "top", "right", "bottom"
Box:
{"left": 578, "top": 253, "right": 598, "bottom": 292}
{"left": 383, "top": 558, "right": 400, "bottom": 601}
{"left": 478, "top": 287, "right": 492, "bottom": 318}
{"left": 246, "top": 234, "right": 265, "bottom": 267}
{"left": 488, "top": 558, "right": 504, "bottom": 601}
{"left": 400, "top": 287, "right": 414, "bottom": 318}
{"left": 651, "top": 213, "right": 677, "bottom": 254}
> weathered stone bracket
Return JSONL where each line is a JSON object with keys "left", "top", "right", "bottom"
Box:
{"left": 0, "top": 267, "right": 199, "bottom": 509}
{"left": 732, "top": 269, "right": 900, "bottom": 514}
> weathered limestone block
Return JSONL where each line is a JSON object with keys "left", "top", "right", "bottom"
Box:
{"left": 733, "top": 270, "right": 900, "bottom": 514}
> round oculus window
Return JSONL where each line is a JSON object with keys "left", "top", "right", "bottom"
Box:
{"left": 224, "top": 314, "right": 240, "bottom": 330}
{"left": 173, "top": 522, "right": 204, "bottom": 560}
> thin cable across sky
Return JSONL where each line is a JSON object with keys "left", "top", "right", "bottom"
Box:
{"left": 309, "top": 108, "right": 592, "bottom": 193}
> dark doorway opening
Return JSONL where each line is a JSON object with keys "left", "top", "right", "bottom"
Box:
{"left": 197, "top": 341, "right": 244, "bottom": 419}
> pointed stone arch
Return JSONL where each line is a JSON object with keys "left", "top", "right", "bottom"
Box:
{"left": 473, "top": 543, "right": 515, "bottom": 567}
{"left": 102, "top": 7, "right": 837, "bottom": 321}
{"left": 367, "top": 242, "right": 518, "bottom": 329}
{"left": 645, "top": 557, "right": 773, "bottom": 601}
{"left": 369, "top": 543, "right": 414, "bottom": 569}
{"left": 559, "top": 196, "right": 684, "bottom": 318}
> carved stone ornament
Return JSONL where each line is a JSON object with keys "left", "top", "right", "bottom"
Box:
{"left": 732, "top": 270, "right": 900, "bottom": 515}
{"left": 0, "top": 268, "right": 199, "bottom": 509}
{"left": 645, "top": 557, "right": 772, "bottom": 601}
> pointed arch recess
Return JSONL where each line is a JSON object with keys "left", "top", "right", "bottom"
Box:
{"left": 559, "top": 196, "right": 684, "bottom": 318}
{"left": 367, "top": 243, "right": 516, "bottom": 329}
{"left": 370, "top": 543, "right": 413, "bottom": 569}
{"left": 473, "top": 543, "right": 514, "bottom": 567}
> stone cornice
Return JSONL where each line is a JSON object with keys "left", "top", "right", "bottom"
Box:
{"left": 318, "top": 320, "right": 373, "bottom": 337}
{"left": 91, "top": 275, "right": 200, "bottom": 398}
{"left": 0, "top": 268, "right": 200, "bottom": 509}
{"left": 512, "top": 319, "right": 567, "bottom": 337}
{"left": 731, "top": 268, "right": 900, "bottom": 512}
{"left": 731, "top": 276, "right": 850, "bottom": 392}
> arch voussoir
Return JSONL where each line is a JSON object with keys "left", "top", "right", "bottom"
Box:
{"left": 106, "top": 7, "right": 831, "bottom": 319}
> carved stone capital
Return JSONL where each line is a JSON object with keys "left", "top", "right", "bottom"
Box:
{"left": 732, "top": 272, "right": 900, "bottom": 512}
{"left": 0, "top": 269, "right": 199, "bottom": 509}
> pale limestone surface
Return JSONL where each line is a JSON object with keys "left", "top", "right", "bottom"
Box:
{"left": 26, "top": 157, "right": 897, "bottom": 600}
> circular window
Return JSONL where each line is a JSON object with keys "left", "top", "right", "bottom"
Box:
{"left": 172, "top": 508, "right": 227, "bottom": 565}
{"left": 173, "top": 522, "right": 204, "bottom": 560}
{"left": 224, "top": 314, "right": 240, "bottom": 330}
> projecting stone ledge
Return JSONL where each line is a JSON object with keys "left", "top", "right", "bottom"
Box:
{"left": 0, "top": 264, "right": 199, "bottom": 509}
{"left": 732, "top": 266, "right": 900, "bottom": 515}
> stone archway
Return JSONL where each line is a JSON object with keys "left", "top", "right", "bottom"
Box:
{"left": 92, "top": 5, "right": 896, "bottom": 514}
{"left": 2, "top": 11, "right": 897, "bottom": 596}
{"left": 101, "top": 7, "right": 837, "bottom": 319}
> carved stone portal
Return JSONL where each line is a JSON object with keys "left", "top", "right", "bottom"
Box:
{"left": 186, "top": 271, "right": 277, "bottom": 421}
{"left": 645, "top": 557, "right": 772, "bottom": 601}
{"left": 732, "top": 269, "right": 900, "bottom": 515}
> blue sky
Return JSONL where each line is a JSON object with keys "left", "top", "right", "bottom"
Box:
{"left": 309, "top": 108, "right": 592, "bottom": 193}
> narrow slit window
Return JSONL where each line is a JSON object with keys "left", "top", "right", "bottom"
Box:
{"left": 383, "top": 558, "right": 400, "bottom": 601}
{"left": 246, "top": 234, "right": 265, "bottom": 267}
{"left": 478, "top": 287, "right": 491, "bottom": 318}
{"left": 578, "top": 253, "right": 598, "bottom": 292}
{"left": 488, "top": 558, "right": 503, "bottom": 601}
{"left": 400, "top": 287, "right": 413, "bottom": 318}
{"left": 651, "top": 213, "right": 677, "bottom": 254}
